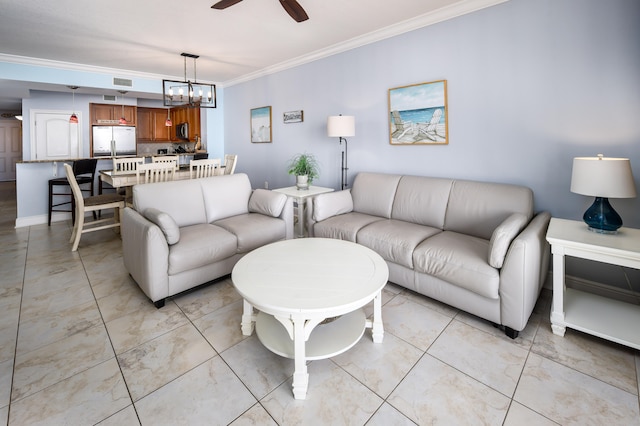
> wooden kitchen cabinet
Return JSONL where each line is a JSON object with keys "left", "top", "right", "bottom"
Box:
{"left": 91, "top": 103, "right": 136, "bottom": 125}
{"left": 137, "top": 109, "right": 152, "bottom": 140}
{"left": 153, "top": 110, "right": 171, "bottom": 141}
{"left": 170, "top": 106, "right": 201, "bottom": 142}
{"left": 137, "top": 108, "right": 171, "bottom": 142}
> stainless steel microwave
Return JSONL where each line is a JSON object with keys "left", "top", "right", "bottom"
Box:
{"left": 176, "top": 122, "right": 189, "bottom": 141}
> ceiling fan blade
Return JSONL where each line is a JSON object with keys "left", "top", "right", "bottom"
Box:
{"left": 279, "top": 0, "right": 309, "bottom": 22}
{"left": 211, "top": 0, "right": 243, "bottom": 10}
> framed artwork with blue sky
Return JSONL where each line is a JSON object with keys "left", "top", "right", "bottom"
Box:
{"left": 250, "top": 106, "right": 272, "bottom": 143}
{"left": 388, "top": 80, "right": 448, "bottom": 145}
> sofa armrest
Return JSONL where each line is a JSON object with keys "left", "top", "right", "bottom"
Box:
{"left": 499, "top": 211, "right": 551, "bottom": 332}
{"left": 280, "top": 196, "right": 294, "bottom": 240}
{"left": 307, "top": 190, "right": 353, "bottom": 237}
{"left": 249, "top": 189, "right": 287, "bottom": 217}
{"left": 122, "top": 207, "right": 171, "bottom": 303}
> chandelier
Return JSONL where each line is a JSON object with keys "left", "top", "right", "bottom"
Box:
{"left": 162, "top": 53, "right": 216, "bottom": 108}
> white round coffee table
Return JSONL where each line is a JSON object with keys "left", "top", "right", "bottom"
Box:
{"left": 231, "top": 238, "right": 388, "bottom": 400}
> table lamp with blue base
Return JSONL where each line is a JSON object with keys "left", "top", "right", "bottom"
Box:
{"left": 570, "top": 154, "right": 637, "bottom": 234}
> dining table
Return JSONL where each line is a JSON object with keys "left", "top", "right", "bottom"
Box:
{"left": 98, "top": 168, "right": 193, "bottom": 194}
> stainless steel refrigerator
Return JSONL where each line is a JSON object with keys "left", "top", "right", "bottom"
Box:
{"left": 92, "top": 126, "right": 137, "bottom": 157}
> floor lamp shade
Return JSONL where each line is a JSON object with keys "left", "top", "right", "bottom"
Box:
{"left": 570, "top": 155, "right": 637, "bottom": 233}
{"left": 327, "top": 116, "right": 355, "bottom": 138}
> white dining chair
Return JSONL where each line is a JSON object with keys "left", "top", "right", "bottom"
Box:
{"left": 190, "top": 158, "right": 221, "bottom": 179}
{"left": 223, "top": 154, "right": 237, "bottom": 175}
{"left": 113, "top": 157, "right": 146, "bottom": 175}
{"left": 136, "top": 162, "right": 176, "bottom": 184}
{"left": 152, "top": 155, "right": 179, "bottom": 171}
{"left": 64, "top": 164, "right": 125, "bottom": 251}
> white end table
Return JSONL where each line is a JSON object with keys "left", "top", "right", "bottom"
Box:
{"left": 546, "top": 218, "right": 640, "bottom": 349}
{"left": 273, "top": 185, "right": 334, "bottom": 238}
{"left": 231, "top": 238, "right": 389, "bottom": 399}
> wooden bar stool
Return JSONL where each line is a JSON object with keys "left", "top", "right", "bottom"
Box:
{"left": 48, "top": 159, "right": 97, "bottom": 226}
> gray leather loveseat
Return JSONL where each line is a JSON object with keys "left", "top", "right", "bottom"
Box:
{"left": 308, "top": 172, "right": 551, "bottom": 338}
{"left": 122, "top": 173, "right": 293, "bottom": 307}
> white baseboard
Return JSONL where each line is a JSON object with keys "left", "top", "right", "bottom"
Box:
{"left": 15, "top": 212, "right": 71, "bottom": 228}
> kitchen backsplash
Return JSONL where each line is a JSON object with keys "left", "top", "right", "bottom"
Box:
{"left": 137, "top": 142, "right": 200, "bottom": 156}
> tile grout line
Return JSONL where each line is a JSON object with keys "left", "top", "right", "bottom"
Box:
{"left": 6, "top": 225, "right": 30, "bottom": 423}
{"left": 77, "top": 244, "right": 143, "bottom": 425}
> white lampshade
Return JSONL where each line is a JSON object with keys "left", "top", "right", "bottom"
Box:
{"left": 571, "top": 155, "right": 637, "bottom": 198}
{"left": 327, "top": 115, "right": 355, "bottom": 138}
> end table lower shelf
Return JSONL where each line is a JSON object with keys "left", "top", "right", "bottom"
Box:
{"left": 553, "top": 288, "right": 640, "bottom": 349}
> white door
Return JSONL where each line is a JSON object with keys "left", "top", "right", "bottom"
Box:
{"left": 0, "top": 119, "right": 22, "bottom": 181}
{"left": 31, "top": 111, "right": 82, "bottom": 161}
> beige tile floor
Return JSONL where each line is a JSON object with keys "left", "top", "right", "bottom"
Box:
{"left": 1, "top": 181, "right": 639, "bottom": 425}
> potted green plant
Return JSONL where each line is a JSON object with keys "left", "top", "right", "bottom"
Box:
{"left": 287, "top": 153, "right": 319, "bottom": 190}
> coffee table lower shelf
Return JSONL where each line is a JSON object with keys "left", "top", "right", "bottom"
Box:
{"left": 255, "top": 310, "right": 366, "bottom": 360}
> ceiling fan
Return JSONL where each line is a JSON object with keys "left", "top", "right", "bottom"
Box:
{"left": 211, "top": 0, "right": 309, "bottom": 23}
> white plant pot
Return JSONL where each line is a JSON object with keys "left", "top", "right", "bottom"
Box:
{"left": 296, "top": 175, "right": 309, "bottom": 190}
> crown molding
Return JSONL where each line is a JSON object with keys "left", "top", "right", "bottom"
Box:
{"left": 223, "top": 0, "right": 508, "bottom": 87}
{"left": 0, "top": 53, "right": 174, "bottom": 81}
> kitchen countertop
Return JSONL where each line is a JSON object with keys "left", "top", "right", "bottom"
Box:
{"left": 18, "top": 156, "right": 136, "bottom": 164}
{"left": 18, "top": 152, "right": 207, "bottom": 164}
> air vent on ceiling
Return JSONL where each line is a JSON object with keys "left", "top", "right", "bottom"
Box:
{"left": 113, "top": 77, "right": 133, "bottom": 87}
{"left": 103, "top": 95, "right": 117, "bottom": 102}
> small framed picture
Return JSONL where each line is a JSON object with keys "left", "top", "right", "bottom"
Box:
{"left": 388, "top": 80, "right": 448, "bottom": 145}
{"left": 251, "top": 106, "right": 272, "bottom": 143}
{"left": 283, "top": 110, "right": 304, "bottom": 124}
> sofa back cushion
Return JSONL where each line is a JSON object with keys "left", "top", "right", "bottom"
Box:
{"left": 351, "top": 172, "right": 401, "bottom": 219}
{"left": 200, "top": 173, "right": 253, "bottom": 223}
{"left": 444, "top": 180, "right": 533, "bottom": 240}
{"left": 391, "top": 175, "right": 453, "bottom": 229}
{"left": 133, "top": 179, "right": 207, "bottom": 227}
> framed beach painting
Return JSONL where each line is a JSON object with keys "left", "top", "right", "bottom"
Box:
{"left": 388, "top": 80, "right": 448, "bottom": 145}
{"left": 251, "top": 106, "right": 272, "bottom": 143}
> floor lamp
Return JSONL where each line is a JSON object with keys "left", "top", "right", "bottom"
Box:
{"left": 327, "top": 115, "right": 355, "bottom": 190}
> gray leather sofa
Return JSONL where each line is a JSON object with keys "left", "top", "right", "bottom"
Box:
{"left": 308, "top": 172, "right": 551, "bottom": 338}
{"left": 122, "top": 173, "right": 293, "bottom": 307}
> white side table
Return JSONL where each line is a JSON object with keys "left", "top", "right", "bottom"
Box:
{"left": 273, "top": 185, "right": 334, "bottom": 238}
{"left": 546, "top": 218, "right": 640, "bottom": 349}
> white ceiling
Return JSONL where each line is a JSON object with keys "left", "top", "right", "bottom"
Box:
{"left": 0, "top": 0, "right": 505, "bottom": 111}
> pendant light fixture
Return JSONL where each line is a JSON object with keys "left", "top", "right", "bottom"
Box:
{"left": 165, "top": 108, "right": 172, "bottom": 127}
{"left": 162, "top": 53, "right": 216, "bottom": 108}
{"left": 68, "top": 86, "right": 79, "bottom": 124}
{"left": 118, "top": 90, "right": 128, "bottom": 125}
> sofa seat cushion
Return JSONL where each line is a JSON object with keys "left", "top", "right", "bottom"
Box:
{"left": 313, "top": 212, "right": 384, "bottom": 242}
{"left": 168, "top": 224, "right": 237, "bottom": 275}
{"left": 356, "top": 219, "right": 441, "bottom": 268}
{"left": 413, "top": 231, "right": 499, "bottom": 299}
{"left": 214, "top": 213, "right": 286, "bottom": 253}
